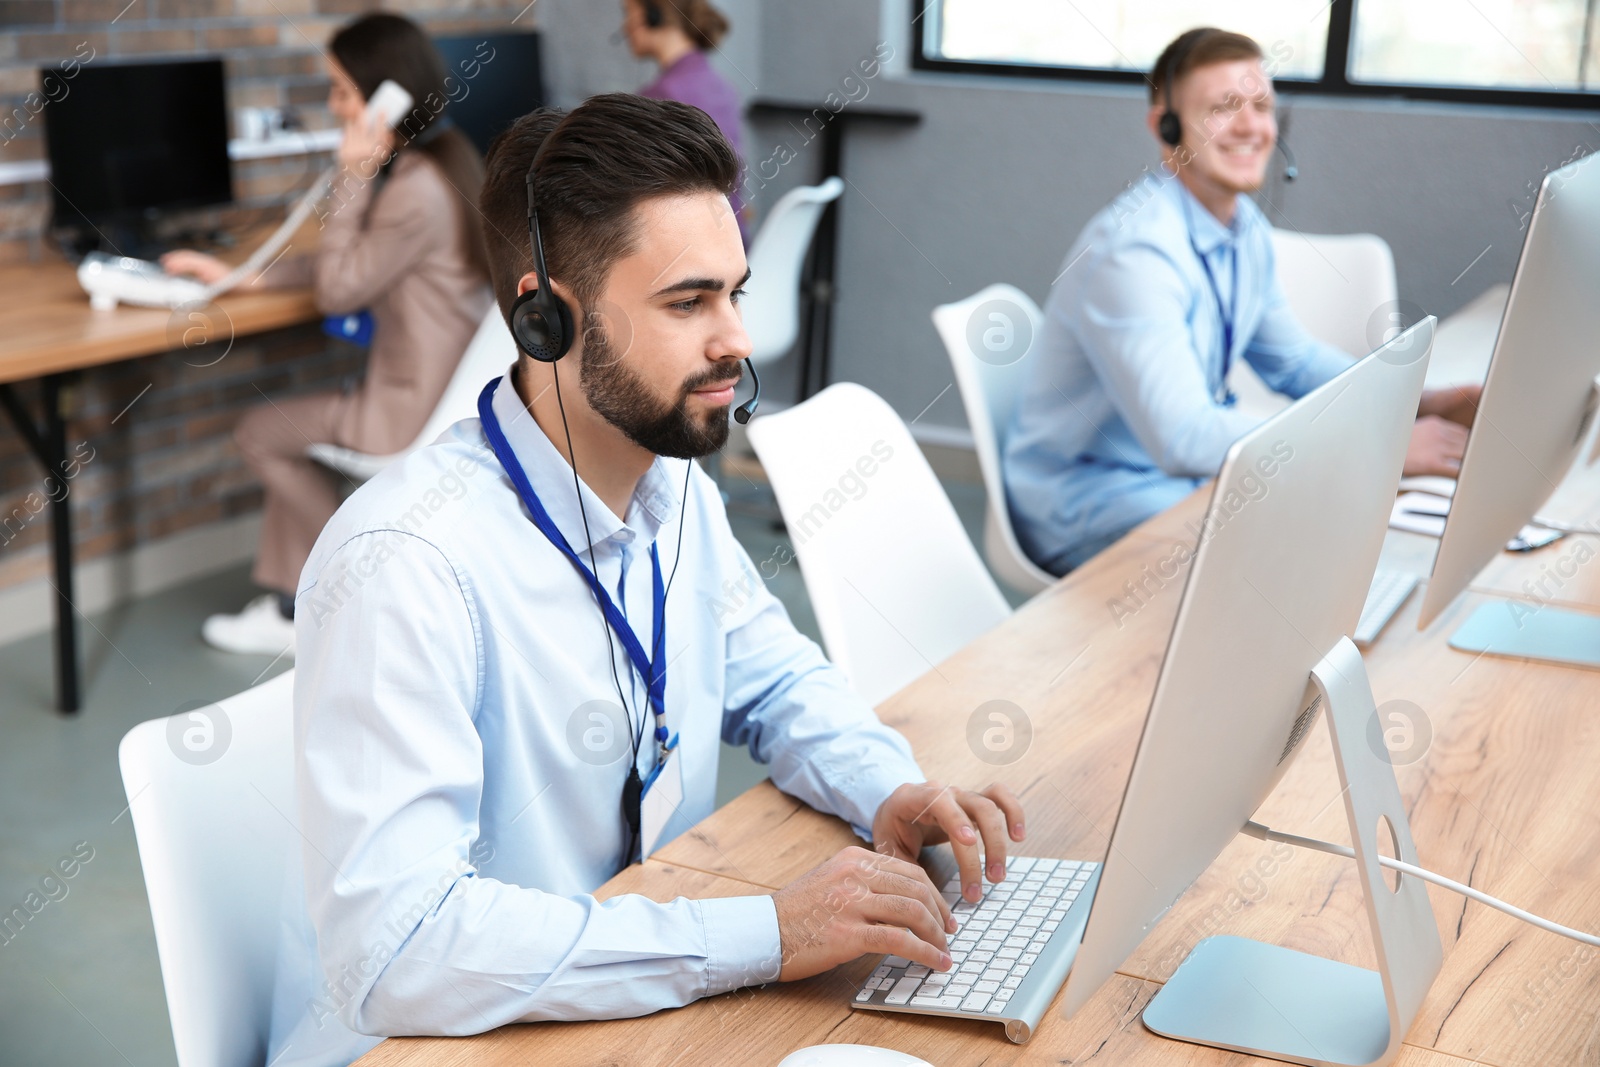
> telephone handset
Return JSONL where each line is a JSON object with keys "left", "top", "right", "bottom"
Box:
{"left": 200, "top": 80, "right": 415, "bottom": 299}
{"left": 362, "top": 79, "right": 415, "bottom": 133}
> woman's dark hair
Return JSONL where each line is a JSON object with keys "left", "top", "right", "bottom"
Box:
{"left": 654, "top": 0, "right": 731, "bottom": 51}
{"left": 329, "top": 13, "right": 490, "bottom": 283}
{"left": 478, "top": 93, "right": 739, "bottom": 324}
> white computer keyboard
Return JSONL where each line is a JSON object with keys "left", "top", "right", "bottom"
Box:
{"left": 1354, "top": 568, "right": 1419, "bottom": 646}
{"left": 851, "top": 856, "right": 1099, "bottom": 1043}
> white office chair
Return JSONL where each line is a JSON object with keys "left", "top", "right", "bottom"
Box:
{"left": 118, "top": 670, "right": 297, "bottom": 1067}
{"left": 308, "top": 305, "right": 517, "bottom": 482}
{"left": 933, "top": 284, "right": 1057, "bottom": 597}
{"left": 747, "top": 383, "right": 1011, "bottom": 706}
{"left": 741, "top": 176, "right": 845, "bottom": 367}
{"left": 1231, "top": 231, "right": 1398, "bottom": 420}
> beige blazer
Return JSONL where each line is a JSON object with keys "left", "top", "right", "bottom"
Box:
{"left": 275, "top": 150, "right": 495, "bottom": 456}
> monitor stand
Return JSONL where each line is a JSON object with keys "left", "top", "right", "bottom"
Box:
{"left": 1446, "top": 376, "right": 1600, "bottom": 669}
{"left": 1140, "top": 638, "right": 1442, "bottom": 1067}
{"left": 1448, "top": 599, "right": 1600, "bottom": 670}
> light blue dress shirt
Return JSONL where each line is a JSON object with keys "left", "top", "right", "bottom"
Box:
{"left": 266, "top": 371, "right": 924, "bottom": 1067}
{"left": 1003, "top": 170, "right": 1352, "bottom": 573}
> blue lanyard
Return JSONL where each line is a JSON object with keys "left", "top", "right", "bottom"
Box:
{"left": 1183, "top": 197, "right": 1239, "bottom": 404}
{"left": 476, "top": 378, "right": 669, "bottom": 752}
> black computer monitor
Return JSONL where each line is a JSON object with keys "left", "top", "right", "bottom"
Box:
{"left": 432, "top": 33, "right": 545, "bottom": 156}
{"left": 43, "top": 57, "right": 232, "bottom": 239}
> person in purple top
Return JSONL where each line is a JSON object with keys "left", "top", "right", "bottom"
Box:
{"left": 621, "top": 0, "right": 750, "bottom": 244}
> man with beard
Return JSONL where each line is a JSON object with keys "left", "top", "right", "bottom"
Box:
{"left": 1003, "top": 28, "right": 1480, "bottom": 575}
{"left": 267, "top": 94, "right": 1025, "bottom": 1067}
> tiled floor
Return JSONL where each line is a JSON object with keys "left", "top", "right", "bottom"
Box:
{"left": 0, "top": 475, "right": 1016, "bottom": 1066}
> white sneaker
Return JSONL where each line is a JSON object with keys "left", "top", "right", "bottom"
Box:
{"left": 202, "top": 594, "right": 296, "bottom": 657}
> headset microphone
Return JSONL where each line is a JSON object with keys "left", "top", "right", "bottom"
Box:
{"left": 1277, "top": 136, "right": 1299, "bottom": 182}
{"left": 733, "top": 358, "right": 760, "bottom": 425}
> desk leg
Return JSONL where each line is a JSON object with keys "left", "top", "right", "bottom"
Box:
{"left": 0, "top": 374, "right": 81, "bottom": 714}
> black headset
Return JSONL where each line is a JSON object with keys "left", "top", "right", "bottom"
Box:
{"left": 1156, "top": 28, "right": 1299, "bottom": 182}
{"left": 1157, "top": 28, "right": 1206, "bottom": 149}
{"left": 642, "top": 0, "right": 665, "bottom": 28}
{"left": 508, "top": 118, "right": 761, "bottom": 421}
{"left": 508, "top": 144, "right": 576, "bottom": 364}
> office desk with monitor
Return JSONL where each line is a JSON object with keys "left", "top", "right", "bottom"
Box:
{"left": 0, "top": 239, "right": 318, "bottom": 712}
{"left": 350, "top": 458, "right": 1600, "bottom": 1067}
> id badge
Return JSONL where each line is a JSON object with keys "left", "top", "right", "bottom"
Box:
{"left": 640, "top": 735, "right": 683, "bottom": 859}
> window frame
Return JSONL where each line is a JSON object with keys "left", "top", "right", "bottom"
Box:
{"left": 911, "top": 0, "right": 1600, "bottom": 111}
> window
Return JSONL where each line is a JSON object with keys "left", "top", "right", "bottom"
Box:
{"left": 928, "top": 0, "right": 1330, "bottom": 80}
{"left": 1351, "top": 0, "right": 1598, "bottom": 91}
{"left": 914, "top": 0, "right": 1600, "bottom": 108}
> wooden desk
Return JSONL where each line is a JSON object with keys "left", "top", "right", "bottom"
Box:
{"left": 354, "top": 475, "right": 1600, "bottom": 1067}
{"left": 0, "top": 243, "right": 317, "bottom": 711}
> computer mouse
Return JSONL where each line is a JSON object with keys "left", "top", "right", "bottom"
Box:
{"left": 776, "top": 1043, "right": 935, "bottom": 1067}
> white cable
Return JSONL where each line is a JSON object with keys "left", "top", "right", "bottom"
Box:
{"left": 201, "top": 164, "right": 336, "bottom": 300}
{"left": 1530, "top": 515, "right": 1600, "bottom": 537}
{"left": 1241, "top": 820, "right": 1600, "bottom": 948}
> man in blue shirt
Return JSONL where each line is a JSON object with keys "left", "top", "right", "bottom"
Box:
{"left": 267, "top": 94, "right": 1025, "bottom": 1066}
{"left": 1005, "top": 28, "right": 1478, "bottom": 574}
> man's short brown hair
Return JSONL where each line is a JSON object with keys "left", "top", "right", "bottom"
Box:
{"left": 1149, "top": 28, "right": 1264, "bottom": 105}
{"left": 478, "top": 93, "right": 740, "bottom": 324}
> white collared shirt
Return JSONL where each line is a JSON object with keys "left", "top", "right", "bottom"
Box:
{"left": 267, "top": 371, "right": 923, "bottom": 1066}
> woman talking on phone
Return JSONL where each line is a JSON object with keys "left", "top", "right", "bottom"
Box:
{"left": 163, "top": 12, "right": 493, "bottom": 656}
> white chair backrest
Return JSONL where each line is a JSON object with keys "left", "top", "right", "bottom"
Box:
{"left": 742, "top": 177, "right": 845, "bottom": 365}
{"left": 1269, "top": 230, "right": 1397, "bottom": 357}
{"left": 932, "top": 284, "right": 1055, "bottom": 595}
{"left": 747, "top": 383, "right": 1011, "bottom": 706}
{"left": 1233, "top": 231, "right": 1397, "bottom": 419}
{"left": 404, "top": 305, "right": 520, "bottom": 452}
{"left": 118, "top": 670, "right": 297, "bottom": 1067}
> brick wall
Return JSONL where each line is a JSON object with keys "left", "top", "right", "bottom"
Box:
{"left": 0, "top": 0, "right": 530, "bottom": 596}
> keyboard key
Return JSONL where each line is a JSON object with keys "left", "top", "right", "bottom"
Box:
{"left": 962, "top": 992, "right": 992, "bottom": 1012}
{"left": 883, "top": 956, "right": 912, "bottom": 968}
{"left": 855, "top": 987, "right": 874, "bottom": 1003}
{"left": 1002, "top": 975, "right": 1024, "bottom": 988}
{"left": 905, "top": 965, "right": 930, "bottom": 979}
{"left": 974, "top": 980, "right": 1000, "bottom": 995}
{"left": 982, "top": 967, "right": 1009, "bottom": 982}
{"left": 1020, "top": 952, "right": 1038, "bottom": 965}
{"left": 884, "top": 976, "right": 923, "bottom": 1005}
{"left": 1008, "top": 857, "right": 1035, "bottom": 872}
{"left": 996, "top": 948, "right": 1021, "bottom": 961}
{"left": 872, "top": 965, "right": 893, "bottom": 979}
{"left": 986, "top": 1001, "right": 1009, "bottom": 1015}
{"left": 924, "top": 972, "right": 950, "bottom": 988}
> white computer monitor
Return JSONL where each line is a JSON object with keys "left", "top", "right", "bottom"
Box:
{"left": 1415, "top": 151, "right": 1600, "bottom": 667}
{"left": 1059, "top": 322, "right": 1438, "bottom": 1066}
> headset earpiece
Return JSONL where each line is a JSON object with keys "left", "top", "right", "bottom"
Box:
{"left": 643, "top": 0, "right": 664, "bottom": 28}
{"left": 516, "top": 147, "right": 577, "bottom": 364}
{"left": 509, "top": 285, "right": 575, "bottom": 363}
{"left": 1158, "top": 110, "right": 1182, "bottom": 147}
{"left": 1157, "top": 28, "right": 1210, "bottom": 151}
